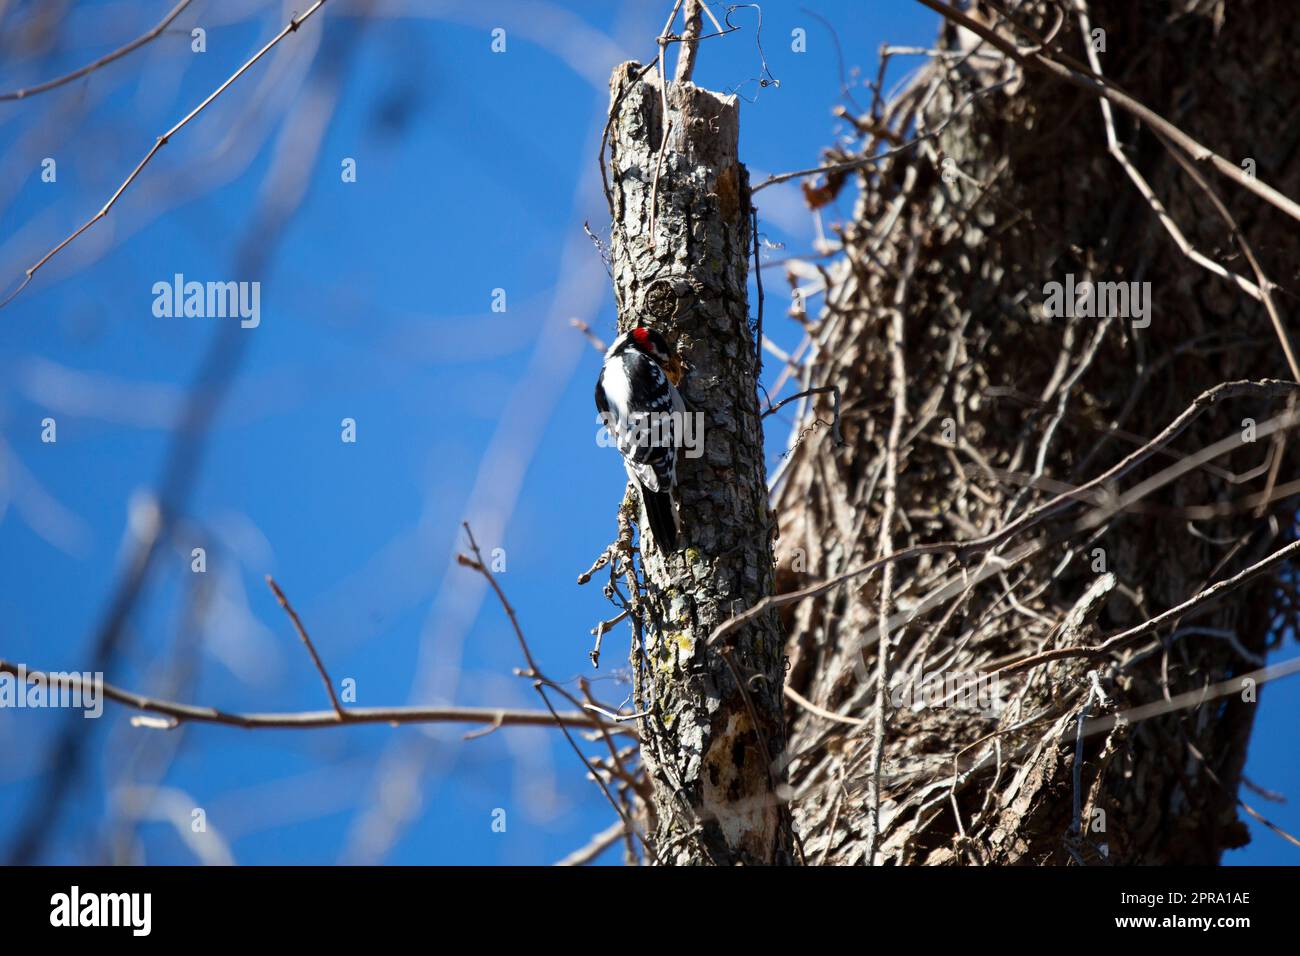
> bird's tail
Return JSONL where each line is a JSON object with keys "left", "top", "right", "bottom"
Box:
{"left": 640, "top": 486, "right": 679, "bottom": 551}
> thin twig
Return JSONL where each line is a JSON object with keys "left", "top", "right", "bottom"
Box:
{"left": 536, "top": 682, "right": 657, "bottom": 862}
{"left": 589, "top": 609, "right": 629, "bottom": 668}
{"left": 783, "top": 684, "right": 870, "bottom": 727}
{"left": 865, "top": 246, "right": 914, "bottom": 865}
{"left": 459, "top": 521, "right": 655, "bottom": 856}
{"left": 751, "top": 79, "right": 1012, "bottom": 193}
{"left": 761, "top": 385, "right": 844, "bottom": 446}
{"left": 265, "top": 576, "right": 344, "bottom": 718}
{"left": 570, "top": 319, "right": 607, "bottom": 353}
{"left": 0, "top": 660, "right": 615, "bottom": 732}
{"left": 554, "top": 820, "right": 629, "bottom": 866}
{"left": 1, "top": 0, "right": 330, "bottom": 309}
{"left": 1236, "top": 799, "right": 1300, "bottom": 850}
{"left": 583, "top": 702, "right": 650, "bottom": 723}
{"left": 457, "top": 523, "right": 542, "bottom": 676}
{"left": 0, "top": 0, "right": 194, "bottom": 102}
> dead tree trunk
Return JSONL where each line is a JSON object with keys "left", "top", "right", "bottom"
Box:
{"left": 776, "top": 0, "right": 1300, "bottom": 864}
{"left": 606, "top": 59, "right": 794, "bottom": 865}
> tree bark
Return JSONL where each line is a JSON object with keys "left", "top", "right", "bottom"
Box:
{"left": 606, "top": 60, "right": 794, "bottom": 865}
{"left": 777, "top": 0, "right": 1299, "bottom": 864}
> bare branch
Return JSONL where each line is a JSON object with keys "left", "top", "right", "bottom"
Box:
{"left": 0, "top": 660, "right": 617, "bottom": 733}
{"left": 457, "top": 523, "right": 542, "bottom": 677}
{"left": 673, "top": 0, "right": 703, "bottom": 84}
{"left": 265, "top": 576, "right": 344, "bottom": 719}
{"left": 0, "top": 0, "right": 194, "bottom": 102}
{"left": 1, "top": 0, "right": 330, "bottom": 309}
{"left": 554, "top": 820, "right": 629, "bottom": 865}
{"left": 762, "top": 385, "right": 844, "bottom": 447}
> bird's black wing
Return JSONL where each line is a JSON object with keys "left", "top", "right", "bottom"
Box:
{"left": 618, "top": 351, "right": 678, "bottom": 491}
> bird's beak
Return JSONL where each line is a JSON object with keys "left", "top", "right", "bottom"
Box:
{"left": 666, "top": 354, "right": 685, "bottom": 386}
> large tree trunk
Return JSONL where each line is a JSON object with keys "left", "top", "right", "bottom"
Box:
{"left": 777, "top": 0, "right": 1299, "bottom": 864}
{"left": 607, "top": 58, "right": 794, "bottom": 864}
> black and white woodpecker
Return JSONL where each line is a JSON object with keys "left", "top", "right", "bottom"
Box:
{"left": 595, "top": 326, "right": 687, "bottom": 550}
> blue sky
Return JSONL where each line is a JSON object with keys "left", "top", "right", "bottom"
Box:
{"left": 0, "top": 0, "right": 1294, "bottom": 865}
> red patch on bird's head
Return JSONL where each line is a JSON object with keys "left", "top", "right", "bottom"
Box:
{"left": 631, "top": 327, "right": 651, "bottom": 347}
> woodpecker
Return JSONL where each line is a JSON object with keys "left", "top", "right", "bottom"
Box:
{"left": 595, "top": 326, "right": 686, "bottom": 550}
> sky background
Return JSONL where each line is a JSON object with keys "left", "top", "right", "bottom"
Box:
{"left": 0, "top": 0, "right": 1295, "bottom": 866}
